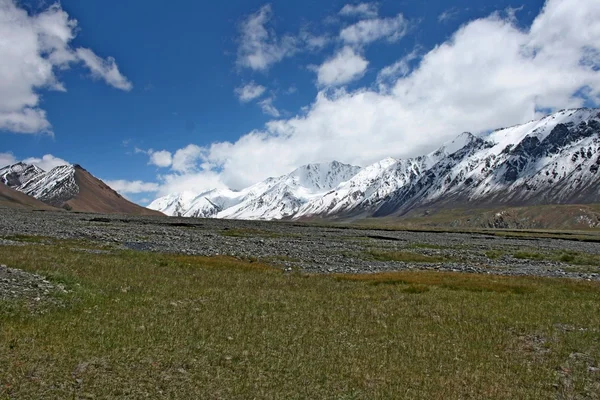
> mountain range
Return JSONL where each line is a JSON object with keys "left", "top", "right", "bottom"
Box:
{"left": 148, "top": 108, "right": 600, "bottom": 221}
{"left": 1, "top": 108, "right": 599, "bottom": 224}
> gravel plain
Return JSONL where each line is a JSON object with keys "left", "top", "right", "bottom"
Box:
{"left": 1, "top": 208, "right": 599, "bottom": 283}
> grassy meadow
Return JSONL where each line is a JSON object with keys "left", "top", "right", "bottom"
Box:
{"left": 1, "top": 239, "right": 600, "bottom": 399}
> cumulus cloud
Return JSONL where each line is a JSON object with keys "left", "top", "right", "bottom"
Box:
{"left": 0, "top": 153, "right": 68, "bottom": 171}
{"left": 146, "top": 0, "right": 600, "bottom": 198}
{"left": 172, "top": 145, "right": 205, "bottom": 173}
{"left": 148, "top": 150, "right": 173, "bottom": 168}
{"left": 340, "top": 14, "right": 408, "bottom": 45}
{"left": 75, "top": 48, "right": 133, "bottom": 91}
{"left": 300, "top": 32, "right": 330, "bottom": 50}
{"left": 157, "top": 170, "right": 227, "bottom": 196}
{"left": 235, "top": 82, "right": 267, "bottom": 102}
{"left": 259, "top": 97, "right": 281, "bottom": 117}
{"left": 339, "top": 3, "right": 379, "bottom": 19}
{"left": 236, "top": 5, "right": 297, "bottom": 71}
{"left": 236, "top": 5, "right": 330, "bottom": 71}
{"left": 376, "top": 48, "right": 420, "bottom": 88}
{"left": 23, "top": 154, "right": 69, "bottom": 171}
{"left": 316, "top": 46, "right": 368, "bottom": 87}
{"left": 0, "top": 0, "right": 131, "bottom": 134}
{"left": 0, "top": 152, "right": 17, "bottom": 168}
{"left": 104, "top": 179, "right": 160, "bottom": 194}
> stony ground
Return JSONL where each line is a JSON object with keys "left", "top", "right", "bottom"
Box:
{"left": 0, "top": 263, "right": 67, "bottom": 311}
{"left": 1, "top": 208, "right": 599, "bottom": 283}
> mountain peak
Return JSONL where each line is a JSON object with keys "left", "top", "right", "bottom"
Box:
{"left": 151, "top": 108, "right": 600, "bottom": 221}
{"left": 0, "top": 162, "right": 45, "bottom": 187}
{"left": 435, "top": 132, "right": 479, "bottom": 156}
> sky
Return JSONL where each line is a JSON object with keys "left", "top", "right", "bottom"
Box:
{"left": 1, "top": 0, "right": 600, "bottom": 205}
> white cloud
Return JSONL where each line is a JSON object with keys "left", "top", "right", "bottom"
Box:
{"left": 105, "top": 180, "right": 160, "bottom": 194}
{"left": 23, "top": 154, "right": 69, "bottom": 171}
{"left": 235, "top": 82, "right": 267, "bottom": 102}
{"left": 157, "top": 170, "right": 227, "bottom": 196}
{"left": 145, "top": 0, "right": 600, "bottom": 200}
{"left": 236, "top": 5, "right": 297, "bottom": 71}
{"left": 75, "top": 48, "right": 133, "bottom": 91}
{"left": 0, "top": 0, "right": 131, "bottom": 134}
{"left": 299, "top": 30, "right": 330, "bottom": 51}
{"left": 172, "top": 144, "right": 205, "bottom": 173}
{"left": 316, "top": 46, "right": 368, "bottom": 87}
{"left": 259, "top": 97, "right": 281, "bottom": 117}
{"left": 148, "top": 150, "right": 173, "bottom": 168}
{"left": 438, "top": 9, "right": 459, "bottom": 23}
{"left": 339, "top": 3, "right": 379, "bottom": 19}
{"left": 340, "top": 14, "right": 408, "bottom": 45}
{"left": 377, "top": 48, "right": 420, "bottom": 88}
{"left": 0, "top": 152, "right": 17, "bottom": 168}
{"left": 236, "top": 5, "right": 330, "bottom": 71}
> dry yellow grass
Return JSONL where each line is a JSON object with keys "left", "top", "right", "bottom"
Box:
{"left": 1, "top": 242, "right": 600, "bottom": 399}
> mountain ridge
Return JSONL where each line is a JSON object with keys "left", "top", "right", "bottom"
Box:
{"left": 0, "top": 163, "right": 163, "bottom": 216}
{"left": 149, "top": 108, "right": 600, "bottom": 221}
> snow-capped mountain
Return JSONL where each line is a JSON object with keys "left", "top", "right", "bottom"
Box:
{"left": 0, "top": 163, "right": 79, "bottom": 207}
{"left": 150, "top": 108, "right": 600, "bottom": 221}
{"left": 0, "top": 162, "right": 162, "bottom": 215}
{"left": 148, "top": 161, "right": 362, "bottom": 220}
{"left": 375, "top": 108, "right": 600, "bottom": 216}
{"left": 0, "top": 162, "right": 44, "bottom": 187}
{"left": 18, "top": 165, "right": 79, "bottom": 207}
{"left": 295, "top": 133, "right": 482, "bottom": 218}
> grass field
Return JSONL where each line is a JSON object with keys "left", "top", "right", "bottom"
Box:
{"left": 1, "top": 241, "right": 600, "bottom": 399}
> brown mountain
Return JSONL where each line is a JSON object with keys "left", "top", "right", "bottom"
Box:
{"left": 65, "top": 165, "right": 164, "bottom": 216}
{"left": 0, "top": 182, "right": 58, "bottom": 210}
{"left": 4, "top": 163, "right": 163, "bottom": 216}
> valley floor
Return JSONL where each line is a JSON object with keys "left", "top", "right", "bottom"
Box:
{"left": 1, "top": 208, "right": 600, "bottom": 280}
{"left": 1, "top": 209, "right": 600, "bottom": 398}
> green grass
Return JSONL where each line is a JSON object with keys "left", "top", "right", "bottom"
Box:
{"left": 513, "top": 250, "right": 600, "bottom": 267}
{"left": 1, "top": 243, "right": 600, "bottom": 398}
{"left": 514, "top": 251, "right": 547, "bottom": 261}
{"left": 408, "top": 243, "right": 448, "bottom": 250}
{"left": 486, "top": 250, "right": 505, "bottom": 259}
{"left": 367, "top": 249, "right": 450, "bottom": 263}
{"left": 3, "top": 234, "right": 113, "bottom": 250}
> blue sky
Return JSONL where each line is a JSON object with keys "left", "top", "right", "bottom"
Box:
{"left": 2, "top": 0, "right": 600, "bottom": 204}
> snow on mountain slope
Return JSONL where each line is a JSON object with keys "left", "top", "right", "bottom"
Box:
{"left": 295, "top": 133, "right": 483, "bottom": 218}
{"left": 151, "top": 108, "right": 600, "bottom": 221}
{"left": 217, "top": 161, "right": 361, "bottom": 220}
{"left": 147, "top": 191, "right": 200, "bottom": 217}
{"left": 151, "top": 161, "right": 362, "bottom": 220}
{"left": 375, "top": 108, "right": 600, "bottom": 216}
{"left": 0, "top": 162, "right": 45, "bottom": 187}
{"left": 18, "top": 165, "right": 79, "bottom": 207}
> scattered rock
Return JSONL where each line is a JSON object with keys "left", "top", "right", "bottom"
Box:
{"left": 0, "top": 263, "right": 66, "bottom": 310}
{"left": 1, "top": 208, "right": 600, "bottom": 281}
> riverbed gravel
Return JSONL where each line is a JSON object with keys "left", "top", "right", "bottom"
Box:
{"left": 1, "top": 208, "right": 599, "bottom": 282}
